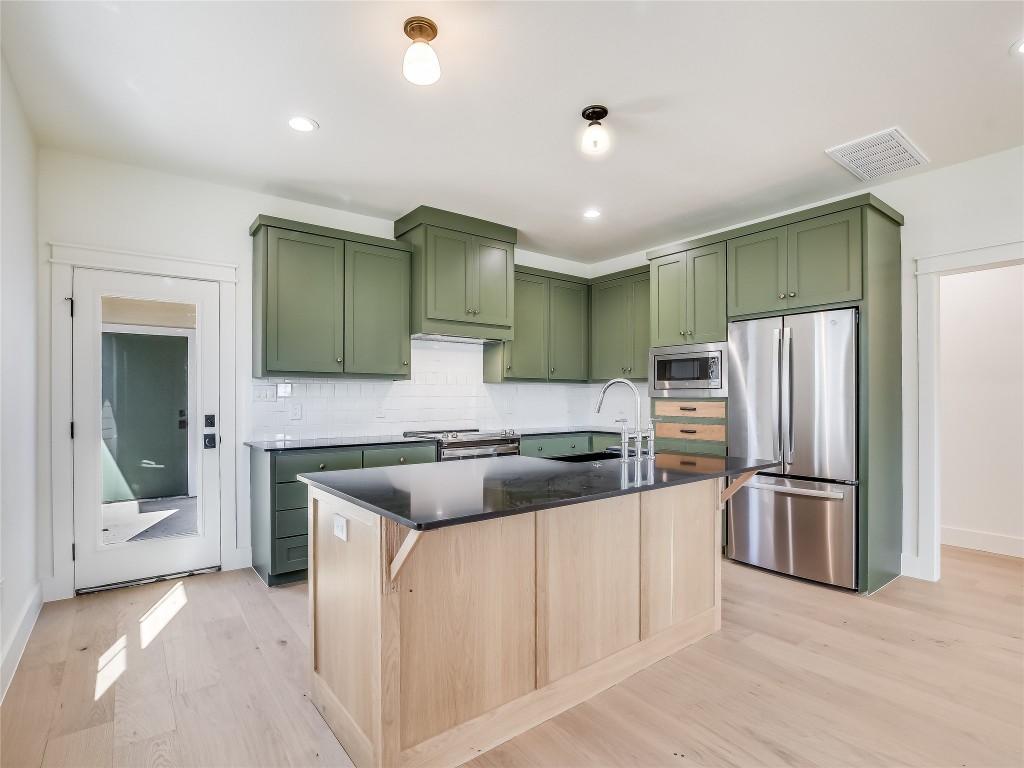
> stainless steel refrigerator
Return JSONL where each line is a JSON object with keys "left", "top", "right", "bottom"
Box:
{"left": 726, "top": 308, "right": 859, "bottom": 589}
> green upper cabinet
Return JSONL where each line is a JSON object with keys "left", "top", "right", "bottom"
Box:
{"left": 503, "top": 272, "right": 549, "bottom": 380}
{"left": 651, "top": 243, "right": 726, "bottom": 347}
{"left": 549, "top": 279, "right": 589, "bottom": 381}
{"left": 425, "top": 226, "right": 474, "bottom": 323}
{"left": 264, "top": 228, "right": 344, "bottom": 375}
{"left": 484, "top": 270, "right": 588, "bottom": 383}
{"left": 396, "top": 207, "right": 517, "bottom": 341}
{"left": 344, "top": 242, "right": 411, "bottom": 376}
{"left": 727, "top": 209, "right": 863, "bottom": 318}
{"left": 650, "top": 254, "right": 685, "bottom": 347}
{"left": 251, "top": 216, "right": 413, "bottom": 378}
{"left": 590, "top": 271, "right": 649, "bottom": 380}
{"left": 727, "top": 227, "right": 788, "bottom": 318}
{"left": 687, "top": 243, "right": 728, "bottom": 343}
{"left": 786, "top": 209, "right": 862, "bottom": 309}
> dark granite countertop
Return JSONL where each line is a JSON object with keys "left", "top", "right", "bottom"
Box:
{"left": 299, "top": 453, "right": 780, "bottom": 531}
{"left": 245, "top": 435, "right": 437, "bottom": 451}
{"left": 517, "top": 426, "right": 618, "bottom": 436}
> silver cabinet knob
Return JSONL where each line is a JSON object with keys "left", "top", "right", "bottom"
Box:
{"left": 537, "top": 446, "right": 543, "bottom": 451}
{"left": 789, "top": 291, "right": 796, "bottom": 297}
{"left": 621, "top": 367, "right": 626, "bottom": 373}
{"left": 778, "top": 293, "right": 785, "bottom": 300}
{"left": 399, "top": 457, "right": 405, "bottom": 464}
{"left": 550, "top": 367, "right": 555, "bottom": 373}
{"left": 336, "top": 357, "right": 343, "bottom": 363}
{"left": 627, "top": 367, "right": 632, "bottom": 373}
{"left": 402, "top": 361, "right": 409, "bottom": 366}
{"left": 687, "top": 330, "right": 693, "bottom": 336}
{"left": 571, "top": 444, "right": 576, "bottom": 449}
{"left": 505, "top": 364, "right": 511, "bottom": 371}
{"left": 319, "top": 464, "right": 325, "bottom": 470}
{"left": 679, "top": 330, "right": 685, "bottom": 335}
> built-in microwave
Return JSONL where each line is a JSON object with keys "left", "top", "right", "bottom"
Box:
{"left": 648, "top": 342, "right": 728, "bottom": 398}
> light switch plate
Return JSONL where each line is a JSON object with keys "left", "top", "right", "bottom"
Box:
{"left": 333, "top": 514, "right": 348, "bottom": 541}
{"left": 290, "top": 402, "right": 302, "bottom": 420}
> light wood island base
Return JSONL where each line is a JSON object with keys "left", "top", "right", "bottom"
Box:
{"left": 307, "top": 479, "right": 725, "bottom": 768}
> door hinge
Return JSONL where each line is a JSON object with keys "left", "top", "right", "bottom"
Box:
{"left": 65, "top": 297, "right": 74, "bottom": 317}
{"left": 72, "top": 543, "right": 76, "bottom": 561}
{"left": 70, "top": 422, "right": 75, "bottom": 439}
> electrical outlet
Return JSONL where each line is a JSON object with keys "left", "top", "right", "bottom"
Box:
{"left": 333, "top": 514, "right": 348, "bottom": 541}
{"left": 504, "top": 399, "right": 513, "bottom": 415}
{"left": 376, "top": 404, "right": 386, "bottom": 419}
{"left": 290, "top": 402, "right": 302, "bottom": 420}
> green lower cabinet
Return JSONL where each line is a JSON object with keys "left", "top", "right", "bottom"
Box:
{"left": 362, "top": 444, "right": 436, "bottom": 468}
{"left": 250, "top": 443, "right": 436, "bottom": 586}
{"left": 521, "top": 434, "right": 587, "bottom": 457}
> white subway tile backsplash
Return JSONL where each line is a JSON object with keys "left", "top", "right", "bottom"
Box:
{"left": 248, "top": 339, "right": 651, "bottom": 441}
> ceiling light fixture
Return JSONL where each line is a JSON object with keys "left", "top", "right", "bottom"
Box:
{"left": 288, "top": 116, "right": 319, "bottom": 132}
{"left": 583, "top": 209, "right": 601, "bottom": 219}
{"left": 580, "top": 105, "right": 610, "bottom": 155}
{"left": 403, "top": 17, "right": 440, "bottom": 86}
{"left": 1017, "top": 39, "right": 1024, "bottom": 53}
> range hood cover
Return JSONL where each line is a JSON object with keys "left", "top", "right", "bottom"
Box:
{"left": 411, "top": 333, "right": 499, "bottom": 345}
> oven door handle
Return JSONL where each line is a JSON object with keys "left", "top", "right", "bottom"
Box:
{"left": 440, "top": 444, "right": 520, "bottom": 460}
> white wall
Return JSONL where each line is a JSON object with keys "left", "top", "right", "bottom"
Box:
{"left": 938, "top": 265, "right": 1024, "bottom": 557}
{"left": 35, "top": 150, "right": 591, "bottom": 597}
{"left": 626, "top": 146, "right": 1024, "bottom": 571}
{"left": 1, "top": 55, "right": 42, "bottom": 698}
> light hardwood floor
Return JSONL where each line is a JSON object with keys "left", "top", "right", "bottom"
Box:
{"left": 2, "top": 546, "right": 1021, "bottom": 767}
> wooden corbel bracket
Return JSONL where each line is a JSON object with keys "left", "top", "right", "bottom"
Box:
{"left": 389, "top": 529, "right": 425, "bottom": 582}
{"left": 720, "top": 470, "right": 759, "bottom": 505}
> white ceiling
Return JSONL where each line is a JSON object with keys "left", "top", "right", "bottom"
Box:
{"left": 2, "top": 1, "right": 1022, "bottom": 262}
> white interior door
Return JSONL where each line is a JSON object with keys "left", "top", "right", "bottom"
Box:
{"left": 72, "top": 268, "right": 221, "bottom": 591}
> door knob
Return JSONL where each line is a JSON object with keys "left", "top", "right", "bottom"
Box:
{"left": 789, "top": 291, "right": 796, "bottom": 297}
{"left": 778, "top": 293, "right": 785, "bottom": 300}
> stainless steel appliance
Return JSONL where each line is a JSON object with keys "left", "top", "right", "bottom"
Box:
{"left": 648, "top": 342, "right": 728, "bottom": 398}
{"left": 402, "top": 429, "right": 520, "bottom": 461}
{"left": 726, "top": 308, "right": 859, "bottom": 589}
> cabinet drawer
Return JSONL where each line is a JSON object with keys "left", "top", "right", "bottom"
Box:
{"left": 654, "top": 452, "right": 728, "bottom": 473}
{"left": 653, "top": 400, "right": 726, "bottom": 420}
{"left": 275, "top": 481, "right": 308, "bottom": 511}
{"left": 521, "top": 435, "right": 577, "bottom": 457}
{"left": 655, "top": 422, "right": 726, "bottom": 442}
{"left": 275, "top": 507, "right": 307, "bottom": 539}
{"left": 275, "top": 449, "right": 362, "bottom": 482}
{"left": 362, "top": 444, "right": 436, "bottom": 468}
{"left": 590, "top": 433, "right": 620, "bottom": 452}
{"left": 273, "top": 535, "right": 308, "bottom": 575}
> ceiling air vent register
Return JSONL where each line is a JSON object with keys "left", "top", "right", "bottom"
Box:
{"left": 825, "top": 127, "right": 928, "bottom": 181}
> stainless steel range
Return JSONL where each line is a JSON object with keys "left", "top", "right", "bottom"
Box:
{"left": 402, "top": 429, "right": 520, "bottom": 461}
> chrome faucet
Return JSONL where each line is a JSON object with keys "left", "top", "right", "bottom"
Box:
{"left": 596, "top": 378, "right": 654, "bottom": 458}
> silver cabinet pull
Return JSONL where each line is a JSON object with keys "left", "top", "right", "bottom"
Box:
{"left": 506, "top": 365, "right": 511, "bottom": 371}
{"left": 627, "top": 367, "right": 632, "bottom": 373}
{"left": 570, "top": 444, "right": 576, "bottom": 449}
{"left": 789, "top": 291, "right": 796, "bottom": 298}
{"left": 399, "top": 457, "right": 406, "bottom": 464}
{"left": 537, "top": 446, "right": 543, "bottom": 451}
{"left": 550, "top": 367, "right": 555, "bottom": 373}
{"left": 679, "top": 330, "right": 685, "bottom": 335}
{"left": 319, "top": 464, "right": 325, "bottom": 470}
{"left": 402, "top": 361, "right": 409, "bottom": 366}
{"left": 336, "top": 357, "right": 343, "bottom": 363}
{"left": 778, "top": 293, "right": 785, "bottom": 299}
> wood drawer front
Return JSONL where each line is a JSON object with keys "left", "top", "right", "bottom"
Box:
{"left": 275, "top": 507, "right": 308, "bottom": 539}
{"left": 655, "top": 422, "right": 726, "bottom": 442}
{"left": 273, "top": 534, "right": 308, "bottom": 575}
{"left": 362, "top": 444, "right": 436, "bottom": 468}
{"left": 275, "top": 449, "right": 362, "bottom": 482}
{"left": 275, "top": 481, "right": 308, "bottom": 511}
{"left": 654, "top": 452, "right": 728, "bottom": 474}
{"left": 653, "top": 400, "right": 725, "bottom": 419}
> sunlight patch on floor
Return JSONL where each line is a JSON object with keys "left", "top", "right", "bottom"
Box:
{"left": 95, "top": 634, "right": 127, "bottom": 700}
{"left": 140, "top": 581, "right": 187, "bottom": 649}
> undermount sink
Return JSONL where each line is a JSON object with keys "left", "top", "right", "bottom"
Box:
{"left": 545, "top": 449, "right": 632, "bottom": 463}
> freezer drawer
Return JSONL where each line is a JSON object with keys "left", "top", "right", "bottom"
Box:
{"left": 726, "top": 476, "right": 857, "bottom": 589}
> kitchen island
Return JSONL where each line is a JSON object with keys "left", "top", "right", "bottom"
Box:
{"left": 299, "top": 452, "right": 778, "bottom": 768}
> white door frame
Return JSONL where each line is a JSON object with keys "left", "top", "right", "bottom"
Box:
{"left": 913, "top": 239, "right": 1024, "bottom": 581}
{"left": 45, "top": 243, "right": 239, "bottom": 600}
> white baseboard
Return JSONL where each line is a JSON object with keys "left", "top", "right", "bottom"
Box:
{"left": 942, "top": 526, "right": 1024, "bottom": 558}
{"left": 221, "top": 547, "right": 253, "bottom": 571}
{"left": 1, "top": 583, "right": 43, "bottom": 703}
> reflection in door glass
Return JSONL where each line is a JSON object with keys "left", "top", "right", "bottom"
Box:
{"left": 100, "top": 297, "right": 199, "bottom": 545}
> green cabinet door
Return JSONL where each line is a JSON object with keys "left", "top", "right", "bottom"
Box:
{"left": 425, "top": 226, "right": 473, "bottom": 322}
{"left": 687, "top": 242, "right": 727, "bottom": 343}
{"left": 266, "top": 228, "right": 344, "bottom": 374}
{"left": 787, "top": 209, "right": 862, "bottom": 309}
{"left": 505, "top": 273, "right": 549, "bottom": 379}
{"left": 650, "top": 254, "right": 686, "bottom": 347}
{"left": 629, "top": 275, "right": 651, "bottom": 378}
{"left": 343, "top": 242, "right": 411, "bottom": 375}
{"left": 727, "top": 226, "right": 788, "bottom": 318}
{"left": 473, "top": 237, "right": 515, "bottom": 326}
{"left": 590, "top": 277, "right": 630, "bottom": 379}
{"left": 549, "top": 279, "right": 589, "bottom": 381}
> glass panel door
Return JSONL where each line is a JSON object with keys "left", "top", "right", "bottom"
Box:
{"left": 73, "top": 269, "right": 221, "bottom": 591}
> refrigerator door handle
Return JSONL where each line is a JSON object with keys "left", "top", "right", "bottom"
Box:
{"left": 771, "top": 328, "right": 782, "bottom": 460}
{"left": 782, "top": 326, "right": 794, "bottom": 464}
{"left": 746, "top": 482, "right": 845, "bottom": 500}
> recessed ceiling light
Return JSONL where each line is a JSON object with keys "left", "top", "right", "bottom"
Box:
{"left": 288, "top": 116, "right": 319, "bottom": 132}
{"left": 583, "top": 209, "right": 601, "bottom": 219}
